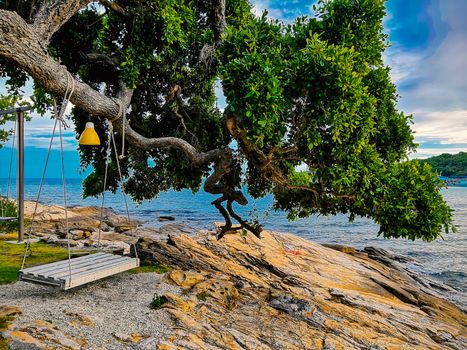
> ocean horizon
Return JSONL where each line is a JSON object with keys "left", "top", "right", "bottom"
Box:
{"left": 1, "top": 177, "right": 466, "bottom": 309}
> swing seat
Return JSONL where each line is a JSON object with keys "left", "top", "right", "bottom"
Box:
{"left": 18, "top": 252, "right": 140, "bottom": 290}
{"left": 0, "top": 217, "right": 17, "bottom": 222}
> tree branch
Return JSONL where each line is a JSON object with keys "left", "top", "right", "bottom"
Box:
{"left": 199, "top": 0, "right": 227, "bottom": 69}
{"left": 98, "top": 0, "right": 126, "bottom": 17}
{"left": 32, "top": 0, "right": 93, "bottom": 43}
{"left": 225, "top": 114, "right": 355, "bottom": 201}
{"left": 0, "top": 7, "right": 256, "bottom": 238}
{"left": 211, "top": 0, "right": 227, "bottom": 41}
{"left": 85, "top": 53, "right": 119, "bottom": 69}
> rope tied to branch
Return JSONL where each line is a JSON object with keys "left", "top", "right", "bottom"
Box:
{"left": 109, "top": 97, "right": 127, "bottom": 159}
{"left": 21, "top": 72, "right": 75, "bottom": 285}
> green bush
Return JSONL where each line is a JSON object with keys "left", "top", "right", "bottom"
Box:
{"left": 150, "top": 294, "right": 168, "bottom": 309}
{"left": 0, "top": 198, "right": 18, "bottom": 233}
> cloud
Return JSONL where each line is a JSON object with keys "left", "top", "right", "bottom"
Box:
{"left": 251, "top": 0, "right": 318, "bottom": 21}
{"left": 384, "top": 0, "right": 467, "bottom": 157}
{"left": 2, "top": 112, "right": 78, "bottom": 151}
{"left": 411, "top": 110, "right": 467, "bottom": 145}
{"left": 251, "top": 0, "right": 284, "bottom": 19}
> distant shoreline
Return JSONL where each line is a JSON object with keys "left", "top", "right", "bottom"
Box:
{"left": 440, "top": 176, "right": 467, "bottom": 187}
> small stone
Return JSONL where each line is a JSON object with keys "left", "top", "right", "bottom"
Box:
{"left": 0, "top": 305, "right": 22, "bottom": 318}
{"left": 112, "top": 332, "right": 144, "bottom": 343}
{"left": 167, "top": 269, "right": 205, "bottom": 288}
{"left": 64, "top": 311, "right": 95, "bottom": 327}
{"left": 158, "top": 216, "right": 175, "bottom": 222}
{"left": 159, "top": 294, "right": 197, "bottom": 312}
{"left": 115, "top": 225, "right": 137, "bottom": 233}
{"left": 322, "top": 243, "right": 356, "bottom": 254}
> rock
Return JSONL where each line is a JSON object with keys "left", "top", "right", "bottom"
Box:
{"left": 70, "top": 229, "right": 84, "bottom": 240}
{"left": 191, "top": 278, "right": 240, "bottom": 309}
{"left": 167, "top": 269, "right": 205, "bottom": 288}
{"left": 322, "top": 243, "right": 356, "bottom": 254}
{"left": 364, "top": 246, "right": 419, "bottom": 266}
{"left": 159, "top": 216, "right": 175, "bottom": 222}
{"left": 5, "top": 320, "right": 84, "bottom": 350}
{"left": 23, "top": 201, "right": 139, "bottom": 234}
{"left": 0, "top": 305, "right": 22, "bottom": 318}
{"left": 137, "top": 230, "right": 467, "bottom": 350}
{"left": 9, "top": 203, "right": 466, "bottom": 350}
{"left": 370, "top": 277, "right": 419, "bottom": 306}
{"left": 115, "top": 225, "right": 137, "bottom": 233}
{"left": 159, "top": 224, "right": 199, "bottom": 237}
{"left": 160, "top": 293, "right": 197, "bottom": 313}
{"left": 8, "top": 332, "right": 46, "bottom": 350}
{"left": 113, "top": 332, "right": 144, "bottom": 343}
{"left": 64, "top": 311, "right": 95, "bottom": 327}
{"left": 269, "top": 292, "right": 316, "bottom": 318}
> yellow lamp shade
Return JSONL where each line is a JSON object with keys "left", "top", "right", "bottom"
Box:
{"left": 79, "top": 122, "right": 101, "bottom": 146}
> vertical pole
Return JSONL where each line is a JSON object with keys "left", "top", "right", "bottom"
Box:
{"left": 17, "top": 110, "right": 24, "bottom": 242}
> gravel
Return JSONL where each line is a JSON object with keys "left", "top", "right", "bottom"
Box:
{"left": 0, "top": 272, "right": 181, "bottom": 349}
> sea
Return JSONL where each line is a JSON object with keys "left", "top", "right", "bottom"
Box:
{"left": 1, "top": 178, "right": 466, "bottom": 310}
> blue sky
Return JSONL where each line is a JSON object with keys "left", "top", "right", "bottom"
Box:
{"left": 1, "top": 0, "right": 467, "bottom": 178}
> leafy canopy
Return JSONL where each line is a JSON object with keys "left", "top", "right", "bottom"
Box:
{"left": 0, "top": 0, "right": 454, "bottom": 241}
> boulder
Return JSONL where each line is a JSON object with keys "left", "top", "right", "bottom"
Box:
{"left": 136, "top": 230, "right": 467, "bottom": 350}
{"left": 167, "top": 269, "right": 205, "bottom": 288}
{"left": 4, "top": 320, "right": 84, "bottom": 350}
{"left": 0, "top": 305, "right": 22, "bottom": 318}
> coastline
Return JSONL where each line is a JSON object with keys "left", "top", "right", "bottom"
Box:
{"left": 0, "top": 202, "right": 466, "bottom": 349}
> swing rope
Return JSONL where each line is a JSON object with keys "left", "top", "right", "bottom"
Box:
{"left": 6, "top": 117, "right": 17, "bottom": 200}
{"left": 21, "top": 72, "right": 75, "bottom": 287}
{"left": 97, "top": 119, "right": 138, "bottom": 259}
{"left": 1, "top": 116, "right": 17, "bottom": 218}
{"left": 97, "top": 124, "right": 112, "bottom": 245}
{"left": 21, "top": 71, "right": 138, "bottom": 287}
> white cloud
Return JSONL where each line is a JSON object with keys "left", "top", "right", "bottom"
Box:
{"left": 411, "top": 110, "right": 467, "bottom": 145}
{"left": 383, "top": 48, "right": 424, "bottom": 84}
{"left": 384, "top": 0, "right": 467, "bottom": 158}
{"left": 251, "top": 0, "right": 284, "bottom": 19}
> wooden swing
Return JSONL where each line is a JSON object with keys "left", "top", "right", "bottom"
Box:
{"left": 6, "top": 74, "right": 139, "bottom": 290}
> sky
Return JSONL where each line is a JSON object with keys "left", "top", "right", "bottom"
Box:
{"left": 1, "top": 0, "right": 466, "bottom": 179}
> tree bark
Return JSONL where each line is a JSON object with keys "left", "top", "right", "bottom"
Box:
{"left": 32, "top": 0, "right": 94, "bottom": 43}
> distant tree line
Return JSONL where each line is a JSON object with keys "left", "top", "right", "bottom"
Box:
{"left": 420, "top": 152, "right": 467, "bottom": 177}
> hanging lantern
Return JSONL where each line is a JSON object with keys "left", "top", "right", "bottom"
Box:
{"left": 79, "top": 122, "right": 101, "bottom": 146}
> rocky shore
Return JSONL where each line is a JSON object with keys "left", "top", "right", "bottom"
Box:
{"left": 0, "top": 203, "right": 466, "bottom": 349}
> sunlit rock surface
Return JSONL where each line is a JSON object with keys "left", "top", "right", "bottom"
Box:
{"left": 1, "top": 203, "right": 465, "bottom": 349}
{"left": 138, "top": 228, "right": 466, "bottom": 350}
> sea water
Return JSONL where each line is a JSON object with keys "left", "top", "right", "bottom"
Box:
{"left": 1, "top": 178, "right": 465, "bottom": 309}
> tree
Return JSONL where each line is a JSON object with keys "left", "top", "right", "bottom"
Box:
{"left": 420, "top": 152, "right": 467, "bottom": 177}
{"left": 0, "top": 0, "right": 454, "bottom": 240}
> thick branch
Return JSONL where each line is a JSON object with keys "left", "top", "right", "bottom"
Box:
{"left": 32, "top": 0, "right": 93, "bottom": 43}
{"left": 98, "top": 0, "right": 126, "bottom": 17}
{"left": 225, "top": 114, "right": 355, "bottom": 201}
{"left": 211, "top": 0, "right": 227, "bottom": 41}
{"left": 199, "top": 0, "right": 227, "bottom": 69}
{"left": 85, "top": 53, "right": 119, "bottom": 69}
{"left": 0, "top": 8, "right": 254, "bottom": 238}
{"left": 0, "top": 9, "right": 229, "bottom": 170}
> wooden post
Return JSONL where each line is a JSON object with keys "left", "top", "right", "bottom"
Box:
{"left": 0, "top": 106, "right": 33, "bottom": 242}
{"left": 17, "top": 110, "right": 24, "bottom": 242}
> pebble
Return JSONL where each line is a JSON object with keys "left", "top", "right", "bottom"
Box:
{"left": 0, "top": 272, "right": 181, "bottom": 349}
